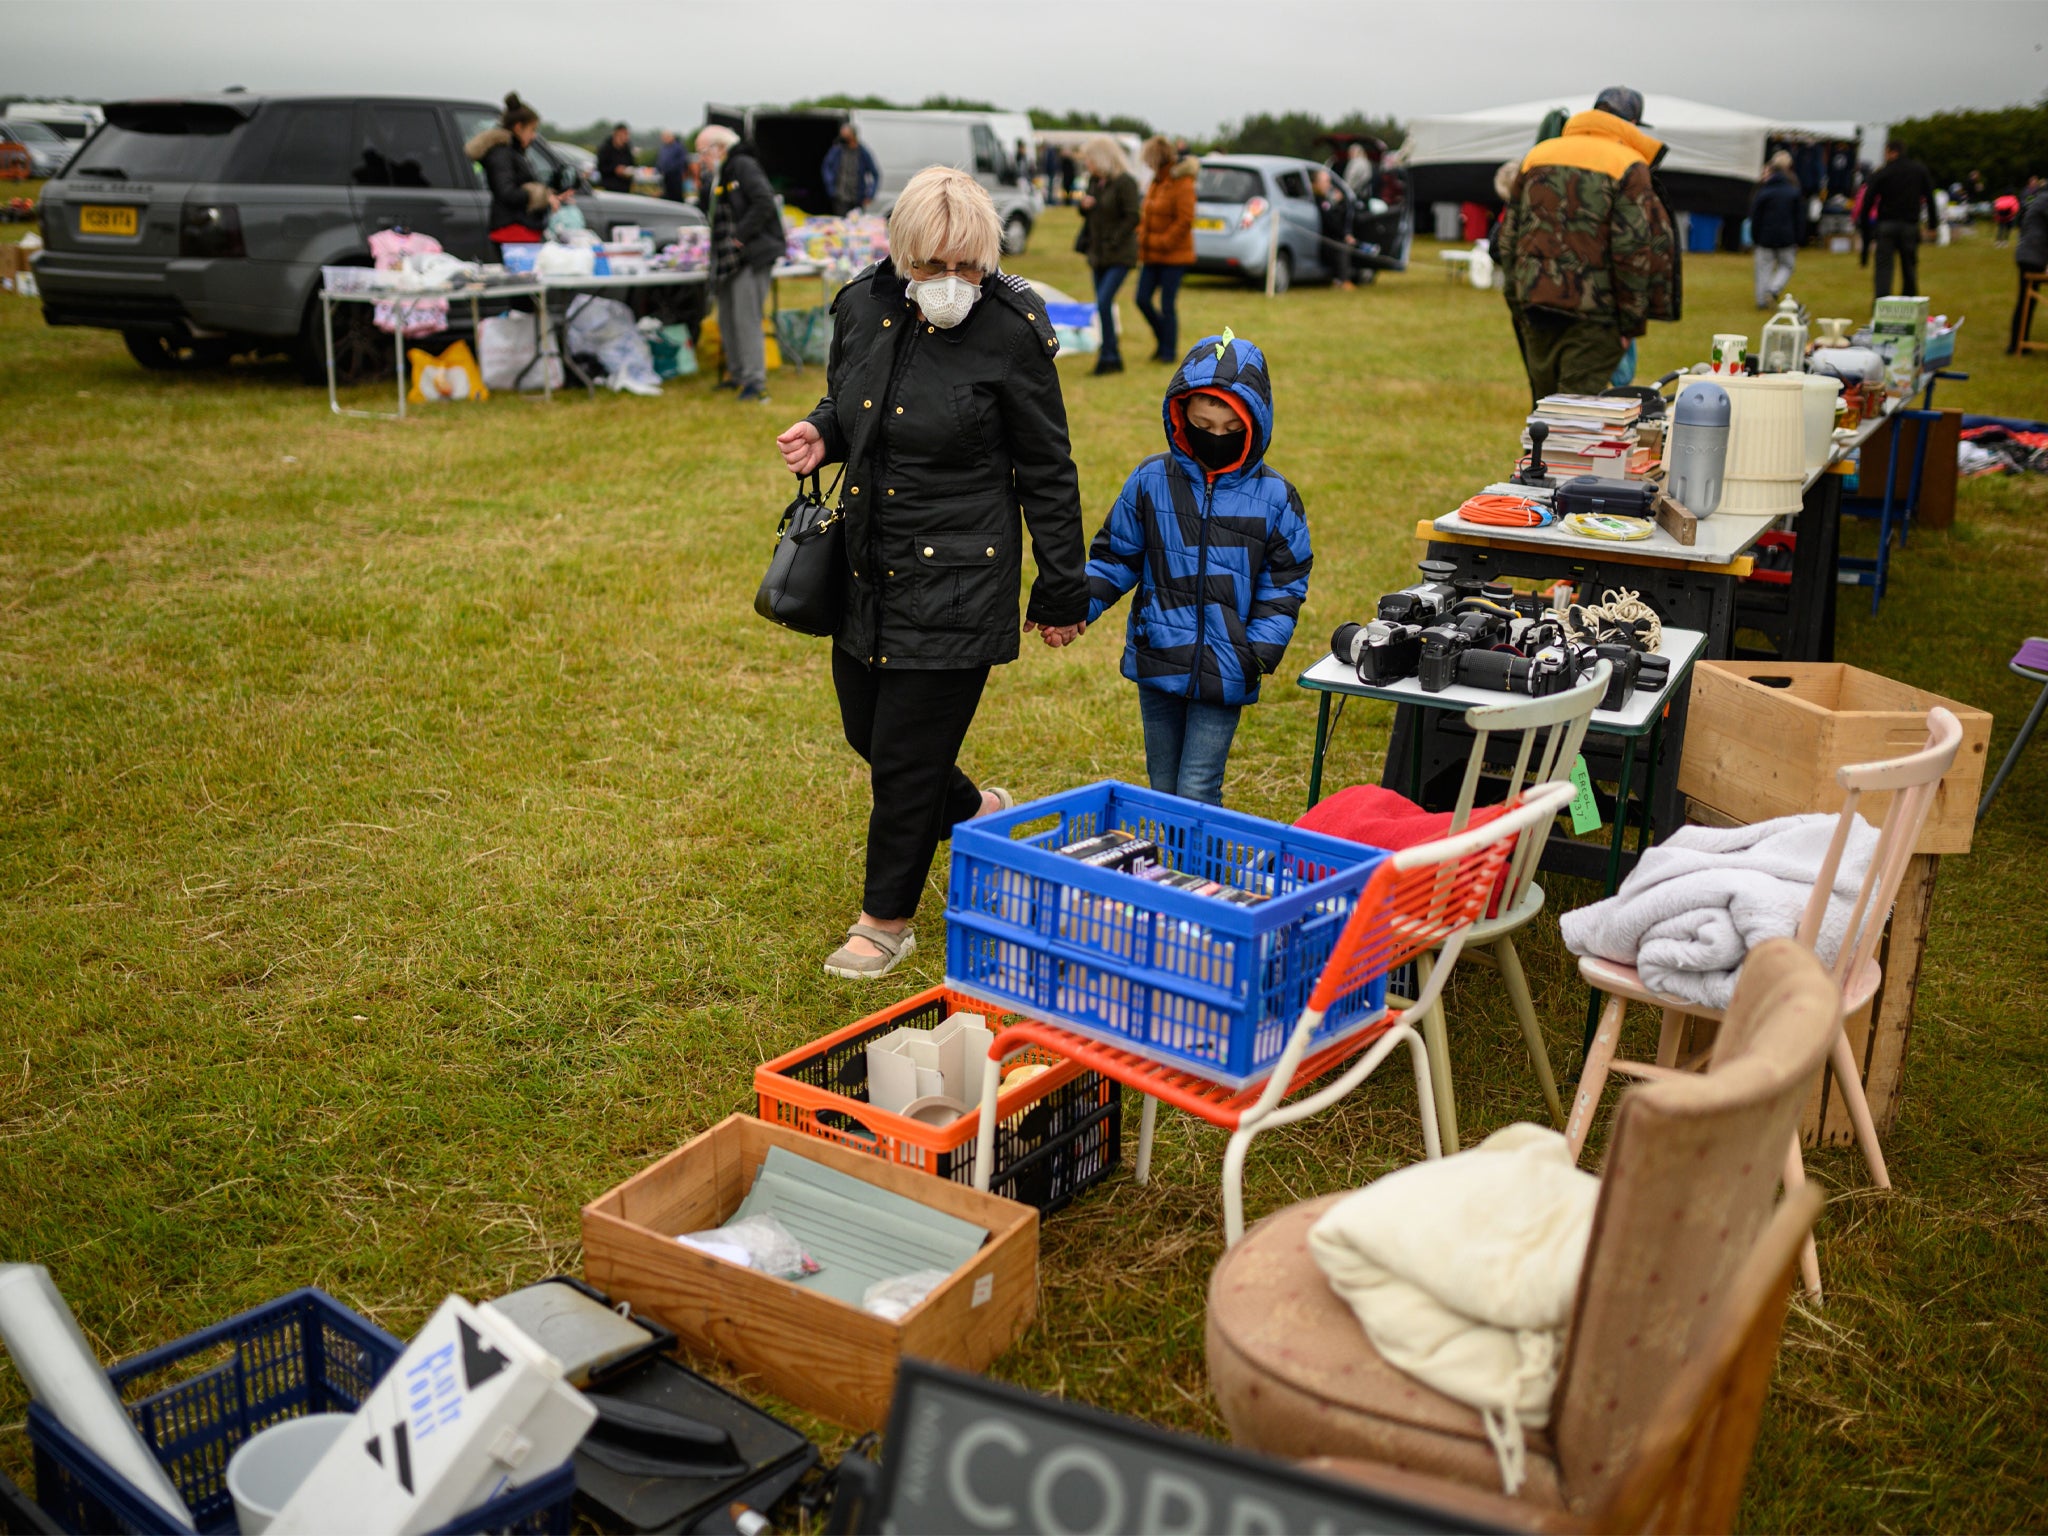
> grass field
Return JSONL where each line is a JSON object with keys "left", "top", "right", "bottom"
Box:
{"left": 2, "top": 206, "right": 2044, "bottom": 1530}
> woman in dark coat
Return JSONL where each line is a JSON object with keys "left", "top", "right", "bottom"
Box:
{"left": 1078, "top": 136, "right": 1141, "bottom": 375}
{"left": 774, "top": 168, "right": 1091, "bottom": 978}
{"left": 464, "top": 92, "right": 559, "bottom": 248}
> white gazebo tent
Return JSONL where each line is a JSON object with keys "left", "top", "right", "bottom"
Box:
{"left": 1405, "top": 92, "right": 1773, "bottom": 219}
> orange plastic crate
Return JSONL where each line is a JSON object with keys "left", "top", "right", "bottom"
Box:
{"left": 754, "top": 985, "right": 1120, "bottom": 1214}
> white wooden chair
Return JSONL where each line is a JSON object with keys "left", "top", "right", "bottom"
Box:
{"left": 1399, "top": 661, "right": 1611, "bottom": 1151}
{"left": 972, "top": 784, "right": 1576, "bottom": 1245}
{"left": 1568, "top": 708, "right": 1964, "bottom": 1297}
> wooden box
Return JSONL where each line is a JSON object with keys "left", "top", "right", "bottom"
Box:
{"left": 1678, "top": 662, "right": 1991, "bottom": 856}
{"left": 582, "top": 1114, "right": 1039, "bottom": 1430}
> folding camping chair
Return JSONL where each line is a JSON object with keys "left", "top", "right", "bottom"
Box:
{"left": 970, "top": 783, "right": 1575, "bottom": 1246}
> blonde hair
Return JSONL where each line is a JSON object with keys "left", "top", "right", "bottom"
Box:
{"left": 1140, "top": 135, "right": 1175, "bottom": 174}
{"left": 888, "top": 165, "right": 1002, "bottom": 271}
{"left": 1084, "top": 135, "right": 1129, "bottom": 178}
{"left": 1766, "top": 149, "right": 1794, "bottom": 177}
{"left": 694, "top": 123, "right": 738, "bottom": 154}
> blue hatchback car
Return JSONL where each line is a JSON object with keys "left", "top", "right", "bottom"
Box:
{"left": 1192, "top": 154, "right": 1411, "bottom": 291}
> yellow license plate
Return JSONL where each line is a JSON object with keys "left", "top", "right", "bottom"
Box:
{"left": 80, "top": 205, "right": 138, "bottom": 237}
{"left": 1194, "top": 217, "right": 1227, "bottom": 231}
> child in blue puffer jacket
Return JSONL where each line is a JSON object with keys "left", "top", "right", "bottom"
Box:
{"left": 1080, "top": 330, "right": 1313, "bottom": 805}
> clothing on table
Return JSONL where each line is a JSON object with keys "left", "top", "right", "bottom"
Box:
{"left": 595, "top": 137, "right": 636, "bottom": 193}
{"left": 1085, "top": 332, "right": 1313, "bottom": 709}
{"left": 1138, "top": 690, "right": 1242, "bottom": 805}
{"left": 1518, "top": 308, "right": 1627, "bottom": 399}
{"left": 715, "top": 263, "right": 772, "bottom": 393}
{"left": 368, "top": 227, "right": 446, "bottom": 336}
{"left": 1093, "top": 263, "right": 1129, "bottom": 364}
{"left": 800, "top": 261, "right": 1089, "bottom": 671}
{"left": 821, "top": 140, "right": 880, "bottom": 214}
{"left": 1873, "top": 221, "right": 1921, "bottom": 298}
{"left": 1135, "top": 264, "right": 1186, "bottom": 360}
{"left": 831, "top": 648, "right": 990, "bottom": 920}
{"left": 1862, "top": 155, "right": 1937, "bottom": 229}
{"left": 1754, "top": 244, "right": 1797, "bottom": 309}
{"left": 466, "top": 126, "right": 550, "bottom": 236}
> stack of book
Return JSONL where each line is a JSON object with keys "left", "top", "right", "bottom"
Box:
{"left": 1521, "top": 394, "right": 1657, "bottom": 480}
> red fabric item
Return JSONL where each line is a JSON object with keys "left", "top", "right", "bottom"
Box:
{"left": 490, "top": 224, "right": 543, "bottom": 244}
{"left": 1460, "top": 201, "right": 1492, "bottom": 242}
{"left": 1296, "top": 784, "right": 1515, "bottom": 915}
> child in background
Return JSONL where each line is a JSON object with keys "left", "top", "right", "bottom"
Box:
{"left": 1079, "top": 330, "right": 1312, "bottom": 805}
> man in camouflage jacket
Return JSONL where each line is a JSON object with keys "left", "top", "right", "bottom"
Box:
{"left": 1498, "top": 87, "right": 1679, "bottom": 402}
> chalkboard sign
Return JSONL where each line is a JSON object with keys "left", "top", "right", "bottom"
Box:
{"left": 875, "top": 1360, "right": 1496, "bottom": 1535}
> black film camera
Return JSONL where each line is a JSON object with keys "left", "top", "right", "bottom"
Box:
{"left": 1417, "top": 604, "right": 1513, "bottom": 692}
{"left": 1376, "top": 560, "right": 1463, "bottom": 626}
{"left": 1457, "top": 642, "right": 1589, "bottom": 697}
{"left": 1331, "top": 619, "right": 1425, "bottom": 685}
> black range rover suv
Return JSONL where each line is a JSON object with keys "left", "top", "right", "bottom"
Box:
{"left": 35, "top": 93, "right": 706, "bottom": 379}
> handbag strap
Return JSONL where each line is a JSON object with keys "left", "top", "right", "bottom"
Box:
{"left": 804, "top": 462, "right": 846, "bottom": 508}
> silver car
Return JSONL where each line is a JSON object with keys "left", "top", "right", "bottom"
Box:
{"left": 0, "top": 119, "right": 73, "bottom": 179}
{"left": 1192, "top": 154, "right": 1411, "bottom": 292}
{"left": 34, "top": 94, "right": 705, "bottom": 378}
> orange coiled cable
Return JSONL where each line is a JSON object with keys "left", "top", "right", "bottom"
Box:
{"left": 1458, "top": 494, "right": 1553, "bottom": 528}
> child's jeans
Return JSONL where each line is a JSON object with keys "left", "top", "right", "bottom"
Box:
{"left": 1139, "top": 689, "right": 1242, "bottom": 806}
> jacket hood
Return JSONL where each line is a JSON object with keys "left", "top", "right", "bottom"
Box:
{"left": 1170, "top": 156, "right": 1200, "bottom": 179}
{"left": 465, "top": 125, "right": 512, "bottom": 161}
{"left": 1562, "top": 109, "right": 1664, "bottom": 169}
{"left": 1163, "top": 331, "right": 1274, "bottom": 481}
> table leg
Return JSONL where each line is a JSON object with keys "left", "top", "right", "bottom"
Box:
{"left": 535, "top": 294, "right": 555, "bottom": 403}
{"left": 393, "top": 298, "right": 409, "bottom": 420}
{"left": 1603, "top": 736, "right": 1638, "bottom": 895}
{"left": 323, "top": 293, "right": 341, "bottom": 416}
{"left": 1409, "top": 704, "right": 1424, "bottom": 800}
{"left": 1307, "top": 692, "right": 1332, "bottom": 810}
{"left": 1638, "top": 714, "right": 1662, "bottom": 855}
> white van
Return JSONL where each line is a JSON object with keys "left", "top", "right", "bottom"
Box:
{"left": 706, "top": 104, "right": 1043, "bottom": 255}
{"left": 2, "top": 102, "right": 104, "bottom": 142}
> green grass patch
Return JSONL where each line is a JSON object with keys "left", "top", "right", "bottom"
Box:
{"left": 1, "top": 213, "right": 2044, "bottom": 1529}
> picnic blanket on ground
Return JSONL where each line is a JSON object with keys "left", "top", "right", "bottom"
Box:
{"left": 1557, "top": 813, "right": 1879, "bottom": 1008}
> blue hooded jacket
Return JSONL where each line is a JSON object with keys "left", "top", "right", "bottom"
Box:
{"left": 1084, "top": 334, "right": 1312, "bottom": 705}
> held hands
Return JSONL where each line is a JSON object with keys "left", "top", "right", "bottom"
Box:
{"left": 777, "top": 420, "right": 826, "bottom": 475}
{"left": 1024, "top": 619, "right": 1088, "bottom": 648}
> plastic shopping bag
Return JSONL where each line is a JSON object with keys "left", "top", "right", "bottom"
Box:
{"left": 565, "top": 294, "right": 660, "bottom": 395}
{"left": 407, "top": 340, "right": 489, "bottom": 403}
{"left": 478, "top": 311, "right": 562, "bottom": 392}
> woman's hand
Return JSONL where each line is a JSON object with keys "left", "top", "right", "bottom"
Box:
{"left": 1025, "top": 619, "right": 1088, "bottom": 648}
{"left": 1078, "top": 193, "right": 1096, "bottom": 211}
{"left": 776, "top": 420, "right": 825, "bottom": 475}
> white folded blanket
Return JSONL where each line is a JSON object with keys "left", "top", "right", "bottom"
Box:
{"left": 1558, "top": 813, "right": 1879, "bottom": 1009}
{"left": 1309, "top": 1124, "right": 1599, "bottom": 1494}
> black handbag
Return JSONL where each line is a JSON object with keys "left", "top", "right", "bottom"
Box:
{"left": 754, "top": 467, "right": 846, "bottom": 636}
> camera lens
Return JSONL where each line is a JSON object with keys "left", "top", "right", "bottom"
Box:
{"left": 1331, "top": 622, "right": 1365, "bottom": 664}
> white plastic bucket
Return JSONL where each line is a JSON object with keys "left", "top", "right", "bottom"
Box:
{"left": 227, "top": 1414, "right": 351, "bottom": 1536}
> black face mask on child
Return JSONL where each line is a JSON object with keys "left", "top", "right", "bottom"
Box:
{"left": 1185, "top": 422, "right": 1246, "bottom": 471}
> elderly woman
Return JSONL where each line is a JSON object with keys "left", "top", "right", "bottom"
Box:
{"left": 1077, "top": 136, "right": 1141, "bottom": 376}
{"left": 774, "top": 167, "right": 1090, "bottom": 979}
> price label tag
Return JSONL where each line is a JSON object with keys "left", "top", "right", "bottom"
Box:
{"left": 1568, "top": 755, "right": 1602, "bottom": 835}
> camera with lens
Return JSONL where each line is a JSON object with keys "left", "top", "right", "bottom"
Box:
{"left": 1331, "top": 619, "right": 1425, "bottom": 685}
{"left": 1591, "top": 642, "right": 1670, "bottom": 710}
{"left": 1376, "top": 559, "right": 1463, "bottom": 626}
{"left": 1457, "top": 642, "right": 1588, "bottom": 697}
{"left": 1417, "top": 605, "right": 1512, "bottom": 692}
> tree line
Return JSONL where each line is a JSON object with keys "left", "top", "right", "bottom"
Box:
{"left": 1889, "top": 95, "right": 2047, "bottom": 194}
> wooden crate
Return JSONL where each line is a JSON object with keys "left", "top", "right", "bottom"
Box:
{"left": 582, "top": 1114, "right": 1038, "bottom": 1430}
{"left": 1678, "top": 662, "right": 1991, "bottom": 856}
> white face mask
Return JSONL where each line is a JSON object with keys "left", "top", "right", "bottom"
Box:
{"left": 907, "top": 273, "right": 982, "bottom": 329}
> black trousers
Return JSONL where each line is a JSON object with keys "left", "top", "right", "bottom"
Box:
{"left": 832, "top": 648, "right": 991, "bottom": 920}
{"left": 1873, "top": 221, "right": 1921, "bottom": 298}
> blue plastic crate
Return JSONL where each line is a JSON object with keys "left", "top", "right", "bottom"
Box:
{"left": 26, "top": 1288, "right": 574, "bottom": 1535}
{"left": 946, "top": 782, "right": 1391, "bottom": 1087}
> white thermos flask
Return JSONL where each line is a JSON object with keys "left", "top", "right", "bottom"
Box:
{"left": 1667, "top": 380, "right": 1731, "bottom": 517}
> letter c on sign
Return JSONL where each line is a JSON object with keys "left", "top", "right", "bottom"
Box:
{"left": 947, "top": 1418, "right": 1029, "bottom": 1528}
{"left": 1029, "top": 1445, "right": 1126, "bottom": 1536}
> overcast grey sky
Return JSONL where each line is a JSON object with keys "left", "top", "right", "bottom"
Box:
{"left": 7, "top": 0, "right": 2045, "bottom": 136}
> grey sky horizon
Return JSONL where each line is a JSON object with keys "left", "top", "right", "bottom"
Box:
{"left": 7, "top": 0, "right": 2045, "bottom": 138}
